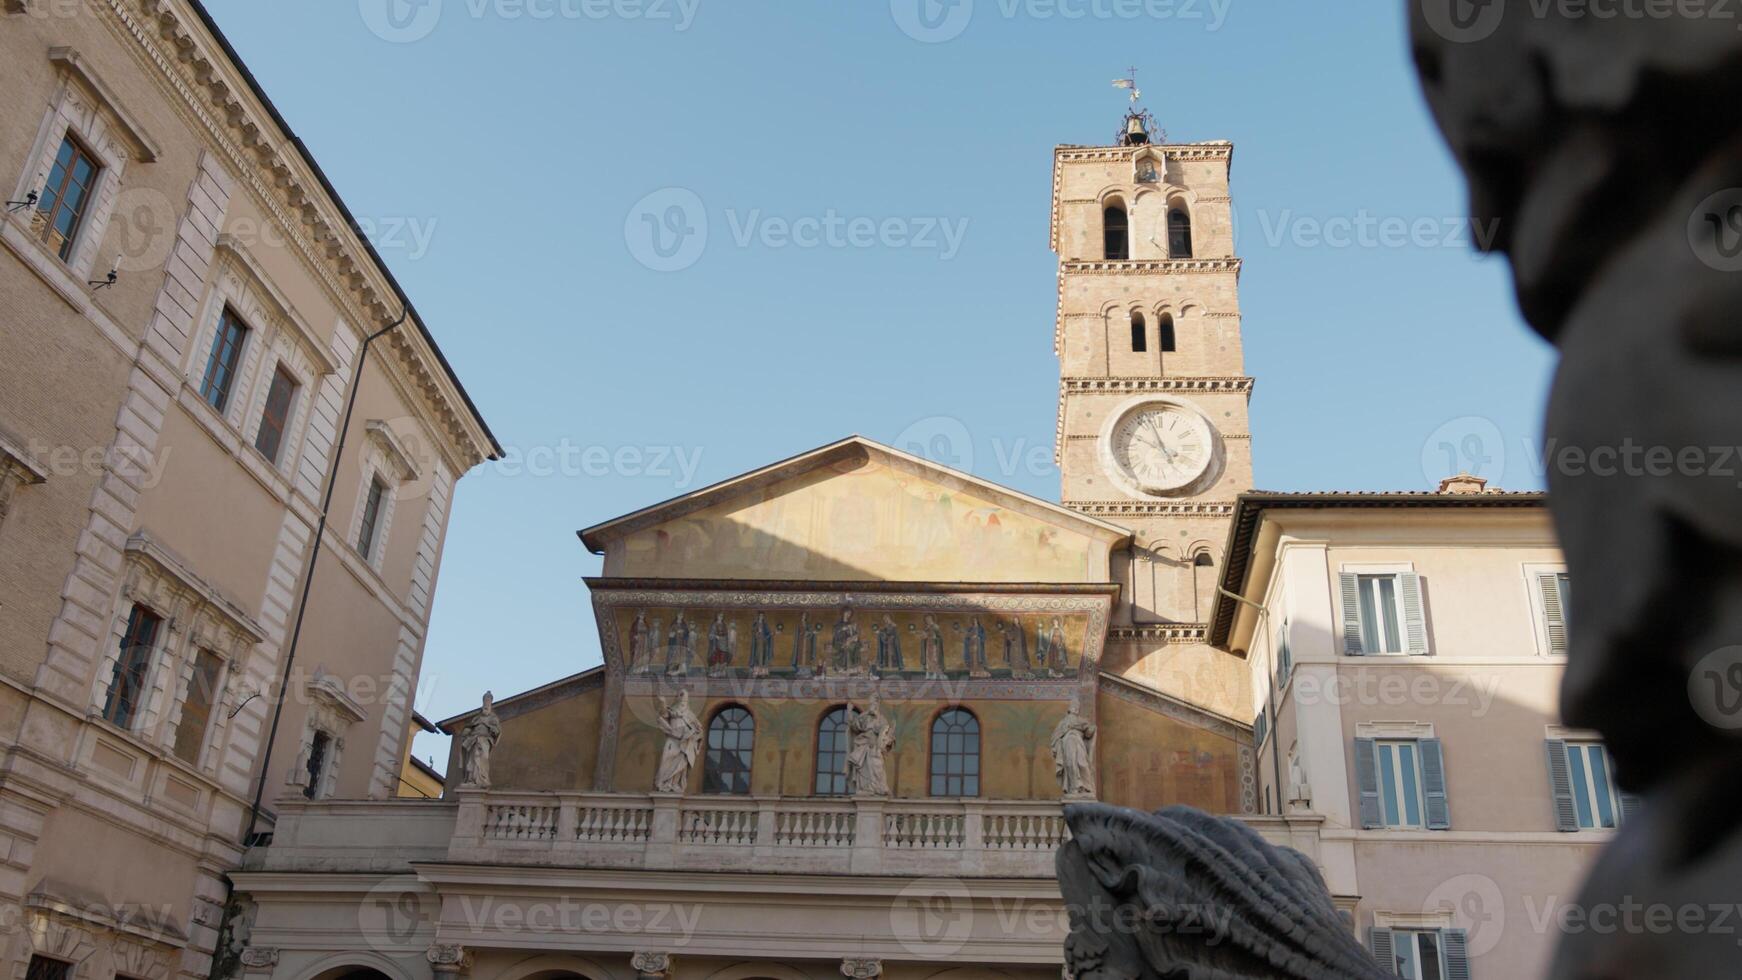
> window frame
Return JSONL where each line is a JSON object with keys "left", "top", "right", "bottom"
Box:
{"left": 1374, "top": 738, "right": 1427, "bottom": 830}
{"left": 1356, "top": 574, "right": 1406, "bottom": 654}
{"left": 814, "top": 706, "right": 850, "bottom": 796}
{"left": 1158, "top": 313, "right": 1177, "bottom": 353}
{"left": 1167, "top": 205, "right": 1194, "bottom": 258}
{"left": 252, "top": 362, "right": 301, "bottom": 465}
{"left": 198, "top": 307, "right": 251, "bottom": 414}
{"left": 1129, "top": 311, "right": 1147, "bottom": 353}
{"left": 24, "top": 955, "right": 74, "bottom": 980}
{"left": 102, "top": 603, "right": 163, "bottom": 730}
{"left": 170, "top": 647, "right": 227, "bottom": 766}
{"left": 928, "top": 707, "right": 981, "bottom": 798}
{"left": 1391, "top": 928, "right": 1447, "bottom": 980}
{"left": 35, "top": 133, "right": 103, "bottom": 262}
{"left": 357, "top": 475, "right": 388, "bottom": 562}
{"left": 1102, "top": 202, "right": 1130, "bottom": 260}
{"left": 1525, "top": 562, "right": 1571, "bottom": 657}
{"left": 703, "top": 704, "right": 755, "bottom": 795}
{"left": 303, "top": 728, "right": 333, "bottom": 800}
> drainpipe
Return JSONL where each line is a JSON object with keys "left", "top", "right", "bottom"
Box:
{"left": 242, "top": 309, "right": 407, "bottom": 845}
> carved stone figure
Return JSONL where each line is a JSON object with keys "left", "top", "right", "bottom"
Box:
{"left": 961, "top": 616, "right": 989, "bottom": 677}
{"left": 1050, "top": 694, "right": 1096, "bottom": 799}
{"left": 653, "top": 691, "right": 702, "bottom": 793}
{"left": 874, "top": 614, "right": 904, "bottom": 672}
{"left": 845, "top": 691, "right": 893, "bottom": 796}
{"left": 629, "top": 610, "right": 654, "bottom": 674}
{"left": 919, "top": 614, "right": 946, "bottom": 679}
{"left": 1058, "top": 805, "right": 1388, "bottom": 979}
{"left": 831, "top": 607, "right": 863, "bottom": 674}
{"left": 1408, "top": 6, "right": 1742, "bottom": 976}
{"left": 706, "top": 612, "right": 732, "bottom": 675}
{"left": 665, "top": 611, "right": 695, "bottom": 675}
{"left": 749, "top": 612, "right": 774, "bottom": 677}
{"left": 458, "top": 691, "right": 501, "bottom": 789}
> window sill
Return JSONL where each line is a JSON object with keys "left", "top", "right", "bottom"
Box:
{"left": 178, "top": 386, "right": 308, "bottom": 513}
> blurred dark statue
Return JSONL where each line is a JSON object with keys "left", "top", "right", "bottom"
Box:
{"left": 1057, "top": 805, "right": 1388, "bottom": 979}
{"left": 1410, "top": 2, "right": 1742, "bottom": 976}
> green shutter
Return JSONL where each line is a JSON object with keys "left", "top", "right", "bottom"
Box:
{"left": 1400, "top": 572, "right": 1430, "bottom": 655}
{"left": 1538, "top": 572, "right": 1569, "bottom": 654}
{"left": 1442, "top": 928, "right": 1471, "bottom": 980}
{"left": 1354, "top": 737, "right": 1382, "bottom": 828}
{"left": 1340, "top": 572, "right": 1365, "bottom": 655}
{"left": 1368, "top": 927, "right": 1395, "bottom": 972}
{"left": 1420, "top": 738, "right": 1450, "bottom": 830}
{"left": 1545, "top": 739, "right": 1579, "bottom": 831}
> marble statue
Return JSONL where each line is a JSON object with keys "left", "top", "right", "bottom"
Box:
{"left": 845, "top": 691, "right": 893, "bottom": 796}
{"left": 831, "top": 607, "right": 863, "bottom": 674}
{"left": 1058, "top": 805, "right": 1389, "bottom": 979}
{"left": 919, "top": 614, "right": 946, "bottom": 679}
{"left": 629, "top": 610, "right": 653, "bottom": 674}
{"left": 874, "top": 614, "right": 904, "bottom": 672}
{"left": 458, "top": 691, "right": 501, "bottom": 789}
{"left": 749, "top": 611, "right": 774, "bottom": 677}
{"left": 1050, "top": 694, "right": 1096, "bottom": 799}
{"left": 1408, "top": 5, "right": 1742, "bottom": 975}
{"left": 653, "top": 691, "right": 702, "bottom": 794}
{"left": 665, "top": 611, "right": 695, "bottom": 675}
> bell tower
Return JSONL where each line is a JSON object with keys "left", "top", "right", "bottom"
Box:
{"left": 1052, "top": 106, "right": 1253, "bottom": 649}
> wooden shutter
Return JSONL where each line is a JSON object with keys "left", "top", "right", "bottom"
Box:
{"left": 1354, "top": 737, "right": 1382, "bottom": 828}
{"left": 1620, "top": 791, "right": 1644, "bottom": 825}
{"left": 1442, "top": 928, "right": 1471, "bottom": 980}
{"left": 1544, "top": 739, "right": 1579, "bottom": 831}
{"left": 1400, "top": 572, "right": 1430, "bottom": 655}
{"left": 1340, "top": 573, "right": 1365, "bottom": 655}
{"left": 1538, "top": 572, "right": 1569, "bottom": 654}
{"left": 1367, "top": 927, "right": 1395, "bottom": 971}
{"left": 1420, "top": 738, "right": 1451, "bottom": 829}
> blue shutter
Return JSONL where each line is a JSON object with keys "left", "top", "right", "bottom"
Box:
{"left": 1400, "top": 572, "right": 1430, "bottom": 655}
{"left": 1340, "top": 573, "right": 1365, "bottom": 654}
{"left": 1355, "top": 738, "right": 1382, "bottom": 829}
{"left": 1420, "top": 738, "right": 1451, "bottom": 829}
{"left": 1442, "top": 928, "right": 1471, "bottom": 980}
{"left": 1253, "top": 709, "right": 1268, "bottom": 748}
{"left": 1368, "top": 927, "right": 1396, "bottom": 972}
{"left": 1544, "top": 739, "right": 1579, "bottom": 831}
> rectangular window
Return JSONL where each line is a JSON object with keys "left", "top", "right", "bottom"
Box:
{"left": 304, "top": 730, "right": 332, "bottom": 800}
{"left": 36, "top": 135, "right": 101, "bottom": 261}
{"left": 1357, "top": 574, "right": 1404, "bottom": 653}
{"left": 25, "top": 956, "right": 72, "bottom": 980}
{"left": 1564, "top": 741, "right": 1618, "bottom": 830}
{"left": 171, "top": 649, "right": 224, "bottom": 765}
{"left": 253, "top": 365, "right": 299, "bottom": 463}
{"left": 103, "top": 604, "right": 161, "bottom": 729}
{"left": 1392, "top": 930, "right": 1445, "bottom": 980}
{"left": 1275, "top": 618, "right": 1293, "bottom": 686}
{"left": 357, "top": 476, "right": 387, "bottom": 559}
{"left": 199, "top": 309, "right": 250, "bottom": 412}
{"left": 1376, "top": 739, "right": 1425, "bottom": 829}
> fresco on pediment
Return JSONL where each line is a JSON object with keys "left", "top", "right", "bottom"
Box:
{"left": 608, "top": 459, "right": 1108, "bottom": 583}
{"left": 618, "top": 605, "right": 1090, "bottom": 681}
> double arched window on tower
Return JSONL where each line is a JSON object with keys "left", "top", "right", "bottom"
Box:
{"left": 1130, "top": 312, "right": 1178, "bottom": 354}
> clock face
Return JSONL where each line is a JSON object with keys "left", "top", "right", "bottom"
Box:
{"left": 1106, "top": 403, "right": 1216, "bottom": 496}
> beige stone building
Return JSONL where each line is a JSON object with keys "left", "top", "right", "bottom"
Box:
{"left": 0, "top": 3, "right": 497, "bottom": 980}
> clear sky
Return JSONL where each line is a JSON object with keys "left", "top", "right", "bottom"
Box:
{"left": 201, "top": 0, "right": 1557, "bottom": 767}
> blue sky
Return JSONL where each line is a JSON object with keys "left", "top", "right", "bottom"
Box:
{"left": 201, "top": 0, "right": 1556, "bottom": 765}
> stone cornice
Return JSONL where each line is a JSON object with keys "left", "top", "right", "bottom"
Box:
{"left": 1062, "top": 258, "right": 1241, "bottom": 275}
{"left": 94, "top": 0, "right": 496, "bottom": 470}
{"left": 1062, "top": 376, "right": 1254, "bottom": 394}
{"left": 1065, "top": 500, "right": 1238, "bottom": 518}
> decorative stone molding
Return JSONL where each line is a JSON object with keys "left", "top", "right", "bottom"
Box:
{"left": 840, "top": 959, "right": 882, "bottom": 979}
{"left": 0, "top": 426, "right": 47, "bottom": 527}
{"left": 630, "top": 951, "right": 671, "bottom": 978}
{"left": 427, "top": 944, "right": 472, "bottom": 975}
{"left": 1062, "top": 258, "right": 1241, "bottom": 275}
{"left": 239, "top": 947, "right": 279, "bottom": 973}
{"left": 46, "top": 47, "right": 160, "bottom": 161}
{"left": 1062, "top": 376, "right": 1254, "bottom": 394}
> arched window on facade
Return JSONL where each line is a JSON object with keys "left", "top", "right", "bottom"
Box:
{"left": 815, "top": 706, "right": 849, "bottom": 796}
{"left": 704, "top": 705, "right": 755, "bottom": 795}
{"left": 1168, "top": 207, "right": 1194, "bottom": 258}
{"left": 1130, "top": 311, "right": 1147, "bottom": 353}
{"left": 929, "top": 708, "right": 981, "bottom": 798}
{"left": 1103, "top": 203, "right": 1129, "bottom": 260}
{"left": 1159, "top": 314, "right": 1177, "bottom": 353}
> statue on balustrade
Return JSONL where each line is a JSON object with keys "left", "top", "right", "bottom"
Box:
{"left": 458, "top": 691, "right": 502, "bottom": 789}
{"left": 845, "top": 691, "right": 893, "bottom": 796}
{"left": 749, "top": 611, "right": 775, "bottom": 677}
{"left": 1050, "top": 693, "right": 1096, "bottom": 799}
{"left": 874, "top": 614, "right": 904, "bottom": 672}
{"left": 665, "top": 610, "right": 696, "bottom": 675}
{"left": 654, "top": 691, "right": 703, "bottom": 794}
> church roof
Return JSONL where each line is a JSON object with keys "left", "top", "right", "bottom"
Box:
{"left": 576, "top": 435, "right": 1133, "bottom": 553}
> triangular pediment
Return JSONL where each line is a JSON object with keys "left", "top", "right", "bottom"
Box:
{"left": 579, "top": 436, "right": 1130, "bottom": 583}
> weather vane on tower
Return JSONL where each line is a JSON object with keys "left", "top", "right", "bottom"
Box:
{"left": 1112, "top": 67, "right": 1164, "bottom": 146}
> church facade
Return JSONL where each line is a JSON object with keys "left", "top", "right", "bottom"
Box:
{"left": 229, "top": 117, "right": 1607, "bottom": 980}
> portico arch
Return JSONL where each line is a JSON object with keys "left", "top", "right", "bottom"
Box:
{"left": 491, "top": 953, "right": 623, "bottom": 980}
{"left": 701, "top": 963, "right": 815, "bottom": 980}
{"left": 296, "top": 952, "right": 413, "bottom": 980}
